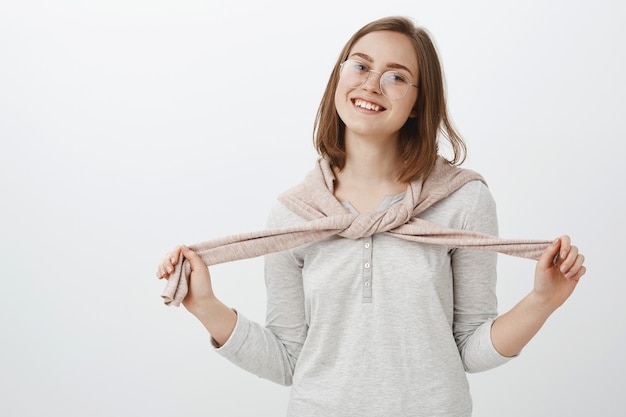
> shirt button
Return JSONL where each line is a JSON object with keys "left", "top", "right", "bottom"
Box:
{"left": 364, "top": 263, "right": 371, "bottom": 269}
{"left": 364, "top": 242, "right": 370, "bottom": 249}
{"left": 364, "top": 281, "right": 370, "bottom": 287}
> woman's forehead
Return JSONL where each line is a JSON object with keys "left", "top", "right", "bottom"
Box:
{"left": 348, "top": 31, "right": 418, "bottom": 74}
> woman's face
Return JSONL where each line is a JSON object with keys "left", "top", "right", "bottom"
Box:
{"left": 334, "top": 30, "right": 419, "bottom": 143}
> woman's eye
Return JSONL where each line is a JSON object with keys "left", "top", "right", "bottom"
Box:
{"left": 353, "top": 62, "right": 368, "bottom": 72}
{"left": 386, "top": 72, "right": 408, "bottom": 84}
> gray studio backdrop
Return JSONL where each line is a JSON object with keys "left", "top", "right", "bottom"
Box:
{"left": 1, "top": 1, "right": 623, "bottom": 416}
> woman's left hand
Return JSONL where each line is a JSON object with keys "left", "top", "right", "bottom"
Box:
{"left": 532, "top": 235, "right": 586, "bottom": 312}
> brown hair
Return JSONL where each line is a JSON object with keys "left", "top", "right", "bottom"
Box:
{"left": 313, "top": 16, "right": 466, "bottom": 182}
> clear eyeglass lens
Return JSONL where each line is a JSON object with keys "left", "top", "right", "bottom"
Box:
{"left": 340, "top": 60, "right": 410, "bottom": 100}
{"left": 381, "top": 72, "right": 410, "bottom": 100}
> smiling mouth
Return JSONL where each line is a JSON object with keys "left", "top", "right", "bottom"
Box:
{"left": 353, "top": 98, "right": 385, "bottom": 112}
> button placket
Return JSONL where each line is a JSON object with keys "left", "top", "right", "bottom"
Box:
{"left": 362, "top": 236, "right": 373, "bottom": 302}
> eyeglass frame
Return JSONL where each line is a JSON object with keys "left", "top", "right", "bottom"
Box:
{"left": 339, "top": 59, "right": 419, "bottom": 100}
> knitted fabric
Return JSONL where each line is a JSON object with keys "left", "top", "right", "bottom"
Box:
{"left": 161, "top": 158, "right": 550, "bottom": 306}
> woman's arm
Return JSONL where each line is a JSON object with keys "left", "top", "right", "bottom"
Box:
{"left": 156, "top": 204, "right": 308, "bottom": 386}
{"left": 157, "top": 245, "right": 237, "bottom": 346}
{"left": 213, "top": 205, "right": 308, "bottom": 385}
{"left": 490, "top": 236, "right": 586, "bottom": 357}
{"left": 449, "top": 182, "right": 506, "bottom": 372}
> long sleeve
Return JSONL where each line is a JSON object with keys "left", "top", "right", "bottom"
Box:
{"left": 214, "top": 204, "right": 308, "bottom": 386}
{"left": 213, "top": 180, "right": 516, "bottom": 415}
{"left": 448, "top": 181, "right": 514, "bottom": 372}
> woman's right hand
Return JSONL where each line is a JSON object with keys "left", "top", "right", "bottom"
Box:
{"left": 157, "top": 246, "right": 237, "bottom": 346}
{"left": 156, "top": 245, "right": 185, "bottom": 280}
{"left": 156, "top": 245, "right": 216, "bottom": 317}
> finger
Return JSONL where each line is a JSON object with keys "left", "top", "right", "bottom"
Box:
{"left": 181, "top": 246, "right": 206, "bottom": 271}
{"left": 564, "top": 253, "right": 585, "bottom": 280}
{"left": 539, "top": 238, "right": 561, "bottom": 270}
{"left": 568, "top": 265, "right": 587, "bottom": 282}
{"left": 558, "top": 235, "right": 572, "bottom": 261}
{"left": 164, "top": 245, "right": 186, "bottom": 273}
{"left": 156, "top": 254, "right": 170, "bottom": 278}
{"left": 559, "top": 245, "right": 579, "bottom": 275}
{"left": 157, "top": 261, "right": 170, "bottom": 279}
{"left": 156, "top": 246, "right": 184, "bottom": 278}
{"left": 169, "top": 246, "right": 184, "bottom": 266}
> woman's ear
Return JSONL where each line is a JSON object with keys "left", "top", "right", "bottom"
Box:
{"left": 408, "top": 100, "right": 418, "bottom": 118}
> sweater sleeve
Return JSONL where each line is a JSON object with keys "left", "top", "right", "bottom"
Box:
{"left": 214, "top": 203, "right": 307, "bottom": 386}
{"left": 451, "top": 182, "right": 516, "bottom": 373}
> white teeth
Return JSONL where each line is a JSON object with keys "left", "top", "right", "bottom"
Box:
{"left": 354, "top": 99, "right": 381, "bottom": 111}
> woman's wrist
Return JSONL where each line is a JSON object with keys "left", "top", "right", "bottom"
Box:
{"left": 189, "top": 297, "right": 237, "bottom": 346}
{"left": 188, "top": 295, "right": 225, "bottom": 320}
{"left": 525, "top": 290, "right": 560, "bottom": 317}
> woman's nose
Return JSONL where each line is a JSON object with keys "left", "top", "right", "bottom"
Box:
{"left": 361, "top": 70, "right": 382, "bottom": 94}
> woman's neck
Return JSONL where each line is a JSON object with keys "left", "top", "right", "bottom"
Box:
{"left": 332, "top": 133, "right": 407, "bottom": 212}
{"left": 340, "top": 132, "right": 404, "bottom": 186}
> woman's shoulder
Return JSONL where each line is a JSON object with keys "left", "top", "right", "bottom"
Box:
{"left": 266, "top": 200, "right": 309, "bottom": 229}
{"left": 451, "top": 178, "right": 495, "bottom": 207}
{"left": 420, "top": 178, "right": 496, "bottom": 231}
{"left": 444, "top": 177, "right": 496, "bottom": 213}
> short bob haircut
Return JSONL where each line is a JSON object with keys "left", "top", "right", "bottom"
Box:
{"left": 313, "top": 16, "right": 466, "bottom": 183}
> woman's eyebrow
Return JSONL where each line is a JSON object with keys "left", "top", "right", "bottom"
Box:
{"left": 348, "top": 52, "right": 415, "bottom": 77}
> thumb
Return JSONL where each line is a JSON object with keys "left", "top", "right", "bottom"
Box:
{"left": 181, "top": 246, "right": 206, "bottom": 271}
{"left": 537, "top": 238, "right": 561, "bottom": 270}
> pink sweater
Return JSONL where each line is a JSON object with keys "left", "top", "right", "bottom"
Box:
{"left": 161, "top": 157, "right": 550, "bottom": 306}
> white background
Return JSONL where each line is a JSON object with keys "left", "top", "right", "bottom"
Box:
{"left": 1, "top": 0, "right": 624, "bottom": 416}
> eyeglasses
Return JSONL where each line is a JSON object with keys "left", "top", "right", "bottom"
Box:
{"left": 339, "top": 59, "right": 418, "bottom": 100}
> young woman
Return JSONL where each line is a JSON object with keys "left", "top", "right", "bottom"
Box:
{"left": 156, "top": 16, "right": 586, "bottom": 416}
